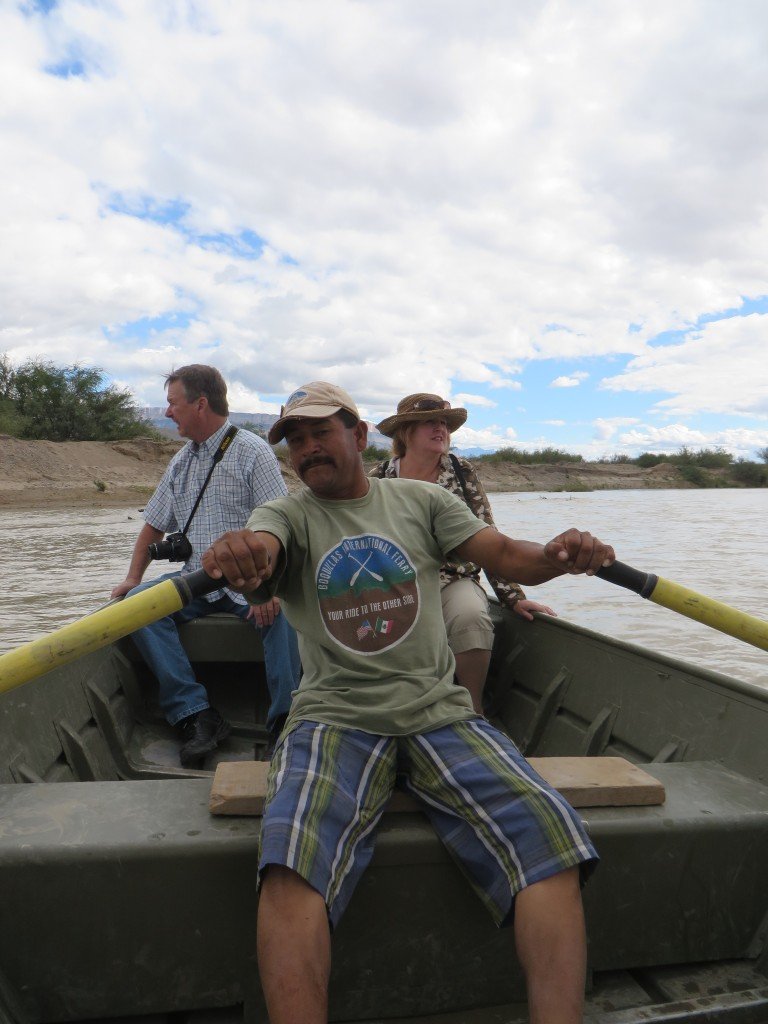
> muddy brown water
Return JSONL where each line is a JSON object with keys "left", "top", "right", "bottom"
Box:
{"left": 0, "top": 489, "right": 765, "bottom": 685}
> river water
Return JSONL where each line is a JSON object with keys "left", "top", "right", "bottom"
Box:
{"left": 490, "top": 489, "right": 766, "bottom": 685}
{"left": 0, "top": 489, "right": 765, "bottom": 685}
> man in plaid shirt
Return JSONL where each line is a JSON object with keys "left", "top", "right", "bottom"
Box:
{"left": 112, "top": 365, "right": 300, "bottom": 767}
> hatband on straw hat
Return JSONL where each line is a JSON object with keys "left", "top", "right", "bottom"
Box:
{"left": 376, "top": 394, "right": 467, "bottom": 437}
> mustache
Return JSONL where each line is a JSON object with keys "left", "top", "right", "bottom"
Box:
{"left": 299, "top": 455, "right": 335, "bottom": 475}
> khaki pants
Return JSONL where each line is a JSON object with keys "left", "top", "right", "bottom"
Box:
{"left": 440, "top": 577, "right": 494, "bottom": 654}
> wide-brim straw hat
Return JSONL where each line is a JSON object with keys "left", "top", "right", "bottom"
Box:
{"left": 376, "top": 393, "right": 467, "bottom": 437}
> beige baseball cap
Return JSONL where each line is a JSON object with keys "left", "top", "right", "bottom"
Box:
{"left": 268, "top": 381, "right": 360, "bottom": 444}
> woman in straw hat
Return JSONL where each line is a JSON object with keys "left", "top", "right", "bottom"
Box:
{"left": 371, "top": 393, "right": 555, "bottom": 713}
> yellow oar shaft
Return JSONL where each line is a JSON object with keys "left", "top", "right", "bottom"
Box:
{"left": 650, "top": 576, "right": 768, "bottom": 653}
{"left": 0, "top": 570, "right": 218, "bottom": 694}
{"left": 597, "top": 560, "right": 768, "bottom": 653}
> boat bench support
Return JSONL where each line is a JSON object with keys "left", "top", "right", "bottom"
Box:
{"left": 583, "top": 760, "right": 768, "bottom": 971}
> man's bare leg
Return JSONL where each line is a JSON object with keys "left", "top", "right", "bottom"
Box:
{"left": 453, "top": 648, "right": 492, "bottom": 713}
{"left": 514, "top": 867, "right": 587, "bottom": 1024}
{"left": 257, "top": 865, "right": 330, "bottom": 1024}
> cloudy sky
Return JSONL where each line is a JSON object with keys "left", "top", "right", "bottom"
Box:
{"left": 2, "top": 0, "right": 767, "bottom": 458}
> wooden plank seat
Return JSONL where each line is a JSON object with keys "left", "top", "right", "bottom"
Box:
{"left": 208, "top": 755, "right": 666, "bottom": 816}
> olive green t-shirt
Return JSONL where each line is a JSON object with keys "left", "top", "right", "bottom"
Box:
{"left": 246, "top": 476, "right": 488, "bottom": 735}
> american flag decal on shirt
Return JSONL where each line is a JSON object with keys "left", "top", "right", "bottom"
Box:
{"left": 356, "top": 619, "right": 373, "bottom": 640}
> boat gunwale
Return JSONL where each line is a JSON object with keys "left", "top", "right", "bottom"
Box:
{"left": 490, "top": 603, "right": 768, "bottom": 704}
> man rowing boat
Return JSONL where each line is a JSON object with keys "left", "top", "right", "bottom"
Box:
{"left": 203, "top": 381, "right": 615, "bottom": 1024}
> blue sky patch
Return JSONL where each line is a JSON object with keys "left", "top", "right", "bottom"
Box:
{"left": 44, "top": 57, "right": 86, "bottom": 78}
{"left": 649, "top": 295, "right": 768, "bottom": 349}
{"left": 104, "top": 312, "right": 195, "bottom": 343}
{"left": 192, "top": 228, "right": 266, "bottom": 259}
{"left": 24, "top": 0, "right": 57, "bottom": 15}
{"left": 98, "top": 189, "right": 268, "bottom": 259}
{"left": 102, "top": 191, "right": 190, "bottom": 225}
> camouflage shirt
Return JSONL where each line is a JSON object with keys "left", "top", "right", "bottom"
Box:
{"left": 369, "top": 453, "right": 526, "bottom": 608}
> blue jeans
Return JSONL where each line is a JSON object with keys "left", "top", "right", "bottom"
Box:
{"left": 126, "top": 572, "right": 301, "bottom": 729}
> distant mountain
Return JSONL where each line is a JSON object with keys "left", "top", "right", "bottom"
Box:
{"left": 452, "top": 446, "right": 496, "bottom": 457}
{"left": 140, "top": 407, "right": 391, "bottom": 451}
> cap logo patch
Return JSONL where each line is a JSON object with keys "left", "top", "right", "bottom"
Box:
{"left": 285, "top": 389, "right": 308, "bottom": 409}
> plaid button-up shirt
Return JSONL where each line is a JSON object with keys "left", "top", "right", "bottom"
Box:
{"left": 144, "top": 421, "right": 287, "bottom": 603}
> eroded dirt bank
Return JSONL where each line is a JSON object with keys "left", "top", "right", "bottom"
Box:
{"left": 0, "top": 436, "right": 700, "bottom": 510}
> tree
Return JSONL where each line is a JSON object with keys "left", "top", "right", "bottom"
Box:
{"left": 758, "top": 447, "right": 768, "bottom": 464}
{"left": 3, "top": 358, "right": 156, "bottom": 441}
{"left": 0, "top": 354, "right": 13, "bottom": 400}
{"left": 240, "top": 420, "right": 269, "bottom": 440}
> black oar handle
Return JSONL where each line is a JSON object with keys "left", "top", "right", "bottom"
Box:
{"left": 173, "top": 568, "right": 225, "bottom": 604}
{"left": 595, "top": 560, "right": 658, "bottom": 599}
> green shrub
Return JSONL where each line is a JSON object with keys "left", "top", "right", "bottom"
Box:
{"left": 596, "top": 453, "right": 632, "bottom": 464}
{"left": 675, "top": 446, "right": 732, "bottom": 469}
{"left": 636, "top": 452, "right": 668, "bottom": 468}
{"left": 678, "top": 465, "right": 706, "bottom": 486}
{"left": 477, "top": 446, "right": 583, "bottom": 465}
{"left": 732, "top": 460, "right": 768, "bottom": 486}
{"left": 363, "top": 444, "right": 391, "bottom": 461}
{"left": 0, "top": 396, "right": 22, "bottom": 436}
{"left": 240, "top": 421, "right": 268, "bottom": 439}
{"left": 678, "top": 465, "right": 729, "bottom": 487}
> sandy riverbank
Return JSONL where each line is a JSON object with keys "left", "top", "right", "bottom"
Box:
{"left": 0, "top": 436, "right": 701, "bottom": 511}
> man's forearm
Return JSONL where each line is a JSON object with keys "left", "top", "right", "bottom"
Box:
{"left": 455, "top": 527, "right": 614, "bottom": 584}
{"left": 124, "top": 523, "right": 165, "bottom": 584}
{"left": 481, "top": 538, "right": 565, "bottom": 586}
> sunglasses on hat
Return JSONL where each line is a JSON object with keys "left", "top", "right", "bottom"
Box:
{"left": 410, "top": 399, "right": 451, "bottom": 412}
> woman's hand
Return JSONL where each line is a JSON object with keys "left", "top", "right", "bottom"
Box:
{"left": 512, "top": 599, "right": 557, "bottom": 621}
{"left": 247, "top": 597, "right": 282, "bottom": 627}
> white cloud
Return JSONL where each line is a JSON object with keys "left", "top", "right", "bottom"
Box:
{"left": 600, "top": 314, "right": 768, "bottom": 418}
{"left": 616, "top": 424, "right": 768, "bottom": 458}
{"left": 542, "top": 419, "right": 566, "bottom": 426}
{"left": 0, "top": 0, "right": 767, "bottom": 448}
{"left": 454, "top": 393, "right": 498, "bottom": 408}
{"left": 592, "top": 416, "right": 640, "bottom": 440}
{"left": 453, "top": 424, "right": 518, "bottom": 450}
{"left": 550, "top": 373, "right": 589, "bottom": 388}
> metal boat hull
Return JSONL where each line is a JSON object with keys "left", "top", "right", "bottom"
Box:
{"left": 1, "top": 608, "right": 767, "bottom": 1023}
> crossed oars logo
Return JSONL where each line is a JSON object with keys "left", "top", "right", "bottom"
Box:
{"left": 349, "top": 553, "right": 384, "bottom": 586}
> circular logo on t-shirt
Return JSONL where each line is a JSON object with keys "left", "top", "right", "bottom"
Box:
{"left": 316, "top": 533, "right": 420, "bottom": 654}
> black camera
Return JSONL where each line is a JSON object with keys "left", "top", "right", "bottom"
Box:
{"left": 147, "top": 531, "right": 193, "bottom": 562}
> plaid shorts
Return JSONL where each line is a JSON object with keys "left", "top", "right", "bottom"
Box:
{"left": 258, "top": 718, "right": 598, "bottom": 928}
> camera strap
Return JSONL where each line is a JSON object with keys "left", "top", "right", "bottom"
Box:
{"left": 180, "top": 425, "right": 239, "bottom": 536}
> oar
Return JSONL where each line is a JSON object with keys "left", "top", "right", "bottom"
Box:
{"left": 349, "top": 553, "right": 384, "bottom": 585}
{"left": 0, "top": 569, "right": 220, "bottom": 695}
{"left": 596, "top": 560, "right": 768, "bottom": 653}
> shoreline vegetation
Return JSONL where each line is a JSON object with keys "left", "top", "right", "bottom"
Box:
{"left": 1, "top": 359, "right": 765, "bottom": 509}
{"left": 0, "top": 435, "right": 766, "bottom": 511}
